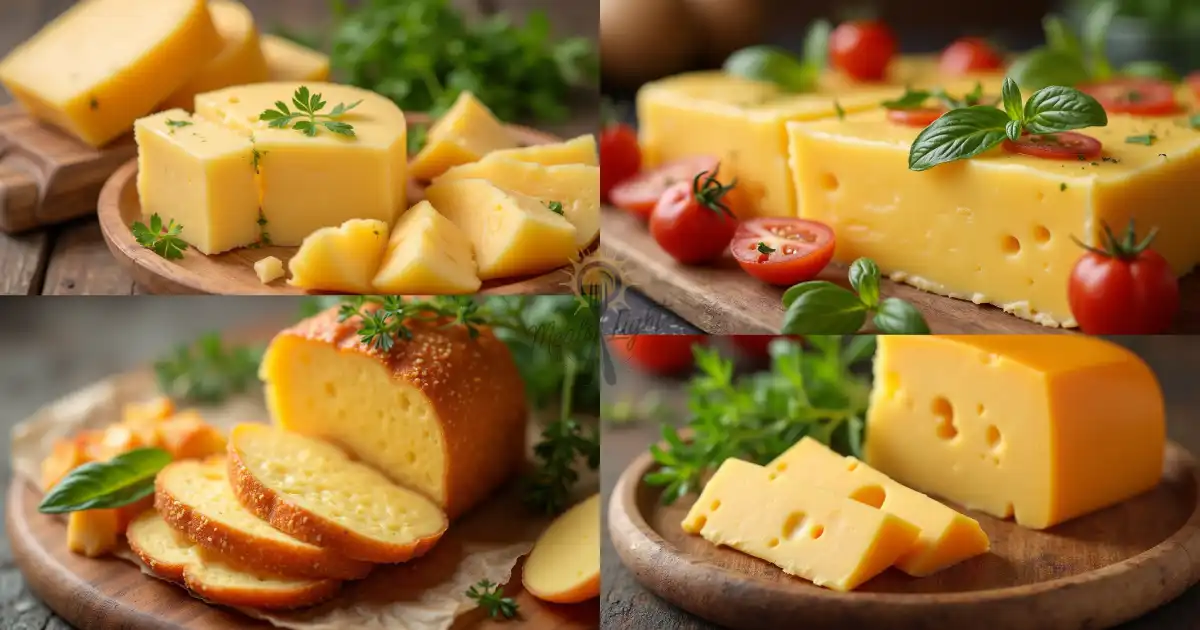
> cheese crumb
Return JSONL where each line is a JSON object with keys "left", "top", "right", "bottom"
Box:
{"left": 254, "top": 256, "right": 285, "bottom": 284}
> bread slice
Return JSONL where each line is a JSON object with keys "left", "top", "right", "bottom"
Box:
{"left": 156, "top": 457, "right": 373, "bottom": 580}
{"left": 228, "top": 424, "right": 448, "bottom": 563}
{"left": 126, "top": 510, "right": 340, "bottom": 609}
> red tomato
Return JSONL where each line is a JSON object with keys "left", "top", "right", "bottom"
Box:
{"left": 1187, "top": 72, "right": 1200, "bottom": 101}
{"left": 729, "top": 218, "right": 836, "bottom": 286}
{"left": 1077, "top": 78, "right": 1179, "bottom": 116}
{"left": 1002, "top": 132, "right": 1102, "bottom": 161}
{"left": 610, "top": 156, "right": 721, "bottom": 219}
{"left": 886, "top": 107, "right": 945, "bottom": 127}
{"left": 649, "top": 166, "right": 741, "bottom": 265}
{"left": 939, "top": 37, "right": 1004, "bottom": 75}
{"left": 1068, "top": 222, "right": 1179, "bottom": 334}
{"left": 829, "top": 20, "right": 897, "bottom": 82}
{"left": 729, "top": 335, "right": 802, "bottom": 359}
{"left": 599, "top": 123, "right": 641, "bottom": 203}
{"left": 606, "top": 335, "right": 708, "bottom": 375}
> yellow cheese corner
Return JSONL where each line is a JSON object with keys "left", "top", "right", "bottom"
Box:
{"left": 288, "top": 219, "right": 389, "bottom": 293}
{"left": 261, "top": 34, "right": 330, "bottom": 82}
{"left": 409, "top": 91, "right": 519, "bottom": 181}
{"left": 485, "top": 135, "right": 598, "bottom": 166}
{"left": 159, "top": 0, "right": 268, "bottom": 112}
{"left": 254, "top": 255, "right": 285, "bottom": 284}
{"left": 372, "top": 201, "right": 481, "bottom": 294}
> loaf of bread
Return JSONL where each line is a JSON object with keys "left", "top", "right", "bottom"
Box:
{"left": 259, "top": 305, "right": 528, "bottom": 519}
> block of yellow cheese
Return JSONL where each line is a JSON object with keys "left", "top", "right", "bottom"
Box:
{"left": 789, "top": 111, "right": 1200, "bottom": 327}
{"left": 0, "top": 0, "right": 222, "bottom": 147}
{"left": 134, "top": 109, "right": 259, "bottom": 254}
{"left": 409, "top": 91, "right": 519, "bottom": 181}
{"left": 425, "top": 179, "right": 578, "bottom": 280}
{"left": 372, "top": 201, "right": 481, "bottom": 294}
{"left": 485, "top": 135, "right": 598, "bottom": 166}
{"left": 866, "top": 335, "right": 1165, "bottom": 529}
{"left": 435, "top": 160, "right": 599, "bottom": 249}
{"left": 682, "top": 458, "right": 919, "bottom": 591}
{"left": 159, "top": 0, "right": 268, "bottom": 112}
{"left": 288, "top": 219, "right": 389, "bottom": 293}
{"left": 261, "top": 34, "right": 330, "bottom": 82}
{"left": 254, "top": 255, "right": 285, "bottom": 284}
{"left": 195, "top": 82, "right": 407, "bottom": 245}
{"left": 770, "top": 437, "right": 989, "bottom": 576}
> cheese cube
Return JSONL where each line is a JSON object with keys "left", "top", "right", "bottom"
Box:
{"left": 288, "top": 219, "right": 389, "bottom": 293}
{"left": 372, "top": 201, "right": 481, "bottom": 294}
{"left": 67, "top": 509, "right": 122, "bottom": 558}
{"left": 409, "top": 91, "right": 518, "bottom": 181}
{"left": 682, "top": 458, "right": 920, "bottom": 591}
{"left": 195, "top": 82, "right": 407, "bottom": 245}
{"left": 866, "top": 335, "right": 1165, "bottom": 529}
{"left": 0, "top": 0, "right": 222, "bottom": 147}
{"left": 789, "top": 111, "right": 1200, "bottom": 327}
{"left": 770, "top": 437, "right": 989, "bottom": 576}
{"left": 425, "top": 179, "right": 577, "bottom": 280}
{"left": 436, "top": 160, "right": 599, "bottom": 248}
{"left": 261, "top": 35, "right": 330, "bottom": 82}
{"left": 159, "top": 0, "right": 269, "bottom": 112}
{"left": 485, "top": 135, "right": 598, "bottom": 166}
{"left": 254, "top": 255, "right": 285, "bottom": 284}
{"left": 134, "top": 109, "right": 259, "bottom": 255}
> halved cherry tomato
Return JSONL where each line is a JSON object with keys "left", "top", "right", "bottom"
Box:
{"left": 599, "top": 123, "right": 641, "bottom": 203}
{"left": 1078, "top": 78, "right": 1179, "bottom": 116}
{"left": 939, "top": 37, "right": 1004, "bottom": 75}
{"left": 1187, "top": 71, "right": 1200, "bottom": 102}
{"left": 729, "top": 335, "right": 802, "bottom": 360}
{"left": 610, "top": 156, "right": 721, "bottom": 219}
{"left": 1068, "top": 221, "right": 1179, "bottom": 334}
{"left": 886, "top": 107, "right": 945, "bottom": 127}
{"left": 606, "top": 335, "right": 708, "bottom": 375}
{"left": 730, "top": 218, "right": 836, "bottom": 286}
{"left": 649, "top": 166, "right": 741, "bottom": 264}
{"left": 1002, "top": 132, "right": 1102, "bottom": 161}
{"left": 829, "top": 20, "right": 897, "bottom": 82}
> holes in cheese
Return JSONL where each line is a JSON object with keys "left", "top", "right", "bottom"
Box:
{"left": 261, "top": 35, "right": 330, "bottom": 82}
{"left": 371, "top": 201, "right": 481, "bottom": 294}
{"left": 288, "top": 219, "right": 389, "bottom": 293}
{"left": 254, "top": 255, "right": 285, "bottom": 284}
{"left": 931, "top": 396, "right": 957, "bottom": 440}
{"left": 522, "top": 494, "right": 600, "bottom": 604}
{"left": 865, "top": 335, "right": 1166, "bottom": 530}
{"left": 409, "top": 91, "right": 519, "bottom": 182}
{"left": 158, "top": 0, "right": 268, "bottom": 112}
{"left": 484, "top": 135, "right": 599, "bottom": 167}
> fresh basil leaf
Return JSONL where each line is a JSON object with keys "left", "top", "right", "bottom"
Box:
{"left": 1008, "top": 47, "right": 1092, "bottom": 90}
{"left": 1023, "top": 86, "right": 1108, "bottom": 134}
{"left": 1042, "top": 15, "right": 1082, "bottom": 59}
{"left": 802, "top": 20, "right": 832, "bottom": 71}
{"left": 845, "top": 416, "right": 865, "bottom": 459}
{"left": 1121, "top": 60, "right": 1178, "bottom": 82}
{"left": 882, "top": 88, "right": 931, "bottom": 110}
{"left": 1083, "top": 0, "right": 1118, "bottom": 80}
{"left": 842, "top": 335, "right": 877, "bottom": 366}
{"left": 782, "top": 280, "right": 843, "bottom": 308}
{"left": 907, "top": 106, "right": 1010, "bottom": 171}
{"left": 1005, "top": 119, "right": 1024, "bottom": 142}
{"left": 1001, "top": 77, "right": 1024, "bottom": 122}
{"left": 39, "top": 448, "right": 171, "bottom": 513}
{"left": 781, "top": 284, "right": 868, "bottom": 334}
{"left": 848, "top": 258, "right": 881, "bottom": 308}
{"left": 872, "top": 298, "right": 932, "bottom": 334}
{"left": 724, "top": 46, "right": 818, "bottom": 93}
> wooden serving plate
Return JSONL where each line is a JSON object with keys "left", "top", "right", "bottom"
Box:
{"left": 96, "top": 116, "right": 579, "bottom": 295}
{"left": 608, "top": 441, "right": 1200, "bottom": 630}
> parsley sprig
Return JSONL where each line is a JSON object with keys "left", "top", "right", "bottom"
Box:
{"left": 132, "top": 214, "right": 188, "bottom": 260}
{"left": 882, "top": 82, "right": 991, "bottom": 111}
{"left": 523, "top": 353, "right": 600, "bottom": 514}
{"left": 260, "top": 86, "right": 361, "bottom": 138}
{"left": 337, "top": 296, "right": 494, "bottom": 351}
{"left": 466, "top": 580, "right": 518, "bottom": 620}
{"left": 154, "top": 333, "right": 264, "bottom": 404}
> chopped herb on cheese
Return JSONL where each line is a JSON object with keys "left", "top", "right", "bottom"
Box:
{"left": 1125, "top": 133, "right": 1157, "bottom": 146}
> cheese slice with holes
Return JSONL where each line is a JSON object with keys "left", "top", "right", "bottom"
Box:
{"left": 866, "top": 335, "right": 1165, "bottom": 530}
{"left": 159, "top": 0, "right": 268, "bottom": 111}
{"left": 770, "top": 437, "right": 988, "bottom": 576}
{"left": 681, "top": 458, "right": 919, "bottom": 591}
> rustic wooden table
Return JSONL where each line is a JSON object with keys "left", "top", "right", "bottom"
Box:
{"left": 0, "top": 0, "right": 597, "bottom": 296}
{"left": 600, "top": 336, "right": 1200, "bottom": 630}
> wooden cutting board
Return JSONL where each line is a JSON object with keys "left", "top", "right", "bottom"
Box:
{"left": 607, "top": 440, "right": 1200, "bottom": 630}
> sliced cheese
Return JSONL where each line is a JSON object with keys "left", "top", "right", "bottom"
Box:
{"left": 409, "top": 91, "right": 518, "bottom": 181}
{"left": 261, "top": 34, "right": 330, "bottom": 82}
{"left": 424, "top": 178, "right": 577, "bottom": 280}
{"left": 485, "top": 135, "right": 598, "bottom": 166}
{"left": 682, "top": 458, "right": 919, "bottom": 592}
{"left": 372, "top": 201, "right": 481, "bottom": 294}
{"left": 254, "top": 255, "right": 285, "bottom": 284}
{"left": 866, "top": 335, "right": 1165, "bottom": 529}
{"left": 770, "top": 437, "right": 989, "bottom": 576}
{"left": 288, "top": 219, "right": 389, "bottom": 293}
{"left": 523, "top": 494, "right": 600, "bottom": 604}
{"left": 159, "top": 0, "right": 268, "bottom": 111}
{"left": 0, "top": 0, "right": 222, "bottom": 147}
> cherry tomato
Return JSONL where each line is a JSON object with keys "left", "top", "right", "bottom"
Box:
{"left": 1002, "top": 132, "right": 1103, "bottom": 161}
{"left": 886, "top": 107, "right": 945, "bottom": 127}
{"left": 606, "top": 335, "right": 708, "bottom": 375}
{"left": 730, "top": 218, "right": 836, "bottom": 286}
{"left": 610, "top": 156, "right": 721, "bottom": 220}
{"left": 1187, "top": 72, "right": 1200, "bottom": 102}
{"left": 939, "top": 37, "right": 1004, "bottom": 75}
{"left": 649, "top": 166, "right": 741, "bottom": 265}
{"left": 599, "top": 123, "right": 641, "bottom": 203}
{"left": 829, "top": 20, "right": 897, "bottom": 82}
{"left": 729, "top": 335, "right": 802, "bottom": 360}
{"left": 1077, "top": 78, "right": 1179, "bottom": 116}
{"left": 1068, "top": 221, "right": 1179, "bottom": 334}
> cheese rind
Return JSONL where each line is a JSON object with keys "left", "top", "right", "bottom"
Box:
{"left": 261, "top": 34, "right": 330, "bottom": 82}
{"left": 372, "top": 201, "right": 481, "bottom": 294}
{"left": 288, "top": 219, "right": 389, "bottom": 293}
{"left": 159, "top": 0, "right": 268, "bottom": 111}
{"left": 485, "top": 135, "right": 598, "bottom": 166}
{"left": 409, "top": 91, "right": 518, "bottom": 181}
{"left": 865, "top": 335, "right": 1165, "bottom": 529}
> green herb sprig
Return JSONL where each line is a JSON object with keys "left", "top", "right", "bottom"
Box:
{"left": 882, "top": 82, "right": 990, "bottom": 111}
{"left": 39, "top": 448, "right": 171, "bottom": 513}
{"left": 165, "top": 119, "right": 193, "bottom": 134}
{"left": 132, "top": 214, "right": 188, "bottom": 260}
{"left": 724, "top": 20, "right": 831, "bottom": 93}
{"left": 337, "top": 296, "right": 493, "bottom": 351}
{"left": 780, "top": 258, "right": 930, "bottom": 334}
{"left": 523, "top": 352, "right": 600, "bottom": 514}
{"left": 154, "top": 333, "right": 264, "bottom": 404}
{"left": 466, "top": 579, "right": 518, "bottom": 620}
{"left": 260, "top": 86, "right": 360, "bottom": 138}
{"left": 1126, "top": 133, "right": 1157, "bottom": 146}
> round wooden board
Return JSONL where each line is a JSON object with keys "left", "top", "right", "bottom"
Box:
{"left": 97, "top": 115, "right": 578, "bottom": 295}
{"left": 608, "top": 441, "right": 1200, "bottom": 630}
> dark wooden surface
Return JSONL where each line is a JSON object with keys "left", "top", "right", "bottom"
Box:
{"left": 600, "top": 336, "right": 1200, "bottom": 630}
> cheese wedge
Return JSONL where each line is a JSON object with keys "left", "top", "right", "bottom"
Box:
{"left": 523, "top": 494, "right": 600, "bottom": 604}
{"left": 254, "top": 255, "right": 285, "bottom": 284}
{"left": 260, "top": 306, "right": 528, "bottom": 519}
{"left": 372, "top": 201, "right": 481, "bottom": 294}
{"left": 134, "top": 109, "right": 259, "bottom": 254}
{"left": 288, "top": 219, "right": 389, "bottom": 293}
{"left": 127, "top": 510, "right": 341, "bottom": 609}
{"left": 156, "top": 458, "right": 373, "bottom": 579}
{"left": 424, "top": 178, "right": 578, "bottom": 280}
{"left": 682, "top": 458, "right": 919, "bottom": 591}
{"left": 770, "top": 437, "right": 989, "bottom": 576}
{"left": 866, "top": 335, "right": 1165, "bottom": 529}
{"left": 409, "top": 91, "right": 518, "bottom": 181}
{"left": 228, "top": 424, "right": 449, "bottom": 562}
{"left": 435, "top": 160, "right": 599, "bottom": 248}
{"left": 0, "top": 0, "right": 222, "bottom": 147}
{"left": 261, "top": 34, "right": 330, "bottom": 82}
{"left": 485, "top": 135, "right": 598, "bottom": 166}
{"left": 159, "top": 0, "right": 268, "bottom": 111}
